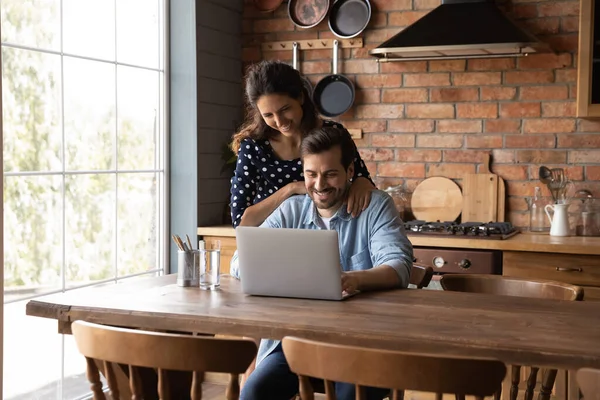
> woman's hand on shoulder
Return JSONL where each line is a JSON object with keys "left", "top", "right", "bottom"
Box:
{"left": 286, "top": 181, "right": 307, "bottom": 196}
{"left": 347, "top": 177, "right": 375, "bottom": 218}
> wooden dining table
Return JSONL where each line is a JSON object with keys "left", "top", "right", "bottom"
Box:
{"left": 26, "top": 274, "right": 600, "bottom": 371}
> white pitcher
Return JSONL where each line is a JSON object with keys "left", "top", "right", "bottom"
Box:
{"left": 545, "top": 203, "right": 570, "bottom": 236}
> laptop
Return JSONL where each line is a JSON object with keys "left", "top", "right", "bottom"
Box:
{"left": 235, "top": 226, "right": 356, "bottom": 301}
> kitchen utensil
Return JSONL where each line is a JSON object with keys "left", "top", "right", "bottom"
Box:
{"left": 461, "top": 153, "right": 499, "bottom": 223}
{"left": 410, "top": 177, "right": 463, "bottom": 222}
{"left": 312, "top": 40, "right": 355, "bottom": 117}
{"left": 545, "top": 203, "right": 570, "bottom": 237}
{"left": 292, "top": 42, "right": 314, "bottom": 97}
{"left": 539, "top": 166, "right": 553, "bottom": 184}
{"left": 328, "top": 0, "right": 371, "bottom": 39}
{"left": 253, "top": 0, "right": 284, "bottom": 12}
{"left": 288, "top": 0, "right": 330, "bottom": 29}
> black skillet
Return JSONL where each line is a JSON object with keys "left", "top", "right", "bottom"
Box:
{"left": 292, "top": 42, "right": 314, "bottom": 97}
{"left": 312, "top": 40, "right": 355, "bottom": 118}
{"left": 328, "top": 0, "right": 371, "bottom": 39}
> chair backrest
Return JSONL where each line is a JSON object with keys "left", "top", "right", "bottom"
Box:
{"left": 282, "top": 336, "right": 506, "bottom": 400}
{"left": 71, "top": 320, "right": 257, "bottom": 400}
{"left": 410, "top": 264, "right": 434, "bottom": 289}
{"left": 440, "top": 274, "right": 583, "bottom": 301}
{"left": 578, "top": 368, "right": 600, "bottom": 400}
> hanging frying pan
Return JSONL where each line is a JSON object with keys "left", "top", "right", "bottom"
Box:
{"left": 328, "top": 0, "right": 371, "bottom": 39}
{"left": 292, "top": 42, "right": 314, "bottom": 97}
{"left": 253, "top": 0, "right": 283, "bottom": 13}
{"left": 312, "top": 40, "right": 355, "bottom": 118}
{"left": 288, "top": 0, "right": 330, "bottom": 29}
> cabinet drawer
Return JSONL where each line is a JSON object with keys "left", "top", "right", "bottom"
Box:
{"left": 582, "top": 286, "right": 600, "bottom": 301}
{"left": 503, "top": 251, "right": 600, "bottom": 287}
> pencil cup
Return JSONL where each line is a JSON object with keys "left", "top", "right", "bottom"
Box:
{"left": 177, "top": 250, "right": 200, "bottom": 287}
{"left": 199, "top": 241, "right": 220, "bottom": 290}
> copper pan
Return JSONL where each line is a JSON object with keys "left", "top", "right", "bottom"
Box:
{"left": 288, "top": 0, "right": 331, "bottom": 29}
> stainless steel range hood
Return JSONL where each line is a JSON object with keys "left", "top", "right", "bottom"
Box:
{"left": 369, "top": 0, "right": 550, "bottom": 62}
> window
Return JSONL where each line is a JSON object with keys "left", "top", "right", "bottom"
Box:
{"left": 2, "top": 0, "right": 167, "bottom": 398}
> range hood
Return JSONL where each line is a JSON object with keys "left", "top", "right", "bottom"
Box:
{"left": 370, "top": 0, "right": 550, "bottom": 62}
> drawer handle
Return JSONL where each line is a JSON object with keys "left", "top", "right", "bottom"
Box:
{"left": 555, "top": 267, "right": 583, "bottom": 272}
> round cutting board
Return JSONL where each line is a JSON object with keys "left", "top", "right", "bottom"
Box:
{"left": 411, "top": 177, "right": 463, "bottom": 222}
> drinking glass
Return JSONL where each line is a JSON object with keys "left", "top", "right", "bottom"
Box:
{"left": 200, "top": 240, "right": 220, "bottom": 290}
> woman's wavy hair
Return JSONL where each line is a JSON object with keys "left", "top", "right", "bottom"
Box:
{"left": 231, "top": 60, "right": 319, "bottom": 153}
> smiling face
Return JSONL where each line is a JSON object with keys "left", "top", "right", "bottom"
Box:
{"left": 256, "top": 93, "right": 304, "bottom": 138}
{"left": 303, "top": 145, "right": 354, "bottom": 218}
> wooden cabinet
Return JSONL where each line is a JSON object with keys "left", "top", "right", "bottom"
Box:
{"left": 202, "top": 235, "right": 236, "bottom": 275}
{"left": 577, "top": 0, "right": 600, "bottom": 117}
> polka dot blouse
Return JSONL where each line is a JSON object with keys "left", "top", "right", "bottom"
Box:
{"left": 229, "top": 121, "right": 373, "bottom": 228}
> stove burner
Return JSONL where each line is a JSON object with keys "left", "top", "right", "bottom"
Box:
{"left": 404, "top": 221, "right": 516, "bottom": 238}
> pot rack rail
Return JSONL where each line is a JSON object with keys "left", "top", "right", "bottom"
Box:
{"left": 261, "top": 38, "right": 363, "bottom": 52}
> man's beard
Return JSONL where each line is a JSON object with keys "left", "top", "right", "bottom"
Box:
{"left": 311, "top": 184, "right": 350, "bottom": 211}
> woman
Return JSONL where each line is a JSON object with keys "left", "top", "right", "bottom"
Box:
{"left": 230, "top": 60, "right": 375, "bottom": 228}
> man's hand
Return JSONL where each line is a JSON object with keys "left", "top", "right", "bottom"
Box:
{"left": 341, "top": 271, "right": 361, "bottom": 294}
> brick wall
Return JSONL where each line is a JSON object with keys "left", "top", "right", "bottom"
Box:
{"left": 240, "top": 0, "right": 599, "bottom": 228}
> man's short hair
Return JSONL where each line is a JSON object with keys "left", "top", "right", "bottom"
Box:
{"left": 301, "top": 126, "right": 356, "bottom": 170}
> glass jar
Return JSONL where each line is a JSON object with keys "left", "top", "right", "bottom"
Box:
{"left": 384, "top": 185, "right": 407, "bottom": 220}
{"left": 529, "top": 186, "right": 550, "bottom": 232}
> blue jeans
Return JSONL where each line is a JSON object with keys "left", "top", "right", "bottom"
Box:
{"left": 240, "top": 343, "right": 390, "bottom": 400}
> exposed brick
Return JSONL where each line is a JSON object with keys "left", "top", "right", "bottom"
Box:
{"left": 427, "top": 163, "right": 476, "bottom": 179}
{"left": 480, "top": 87, "right": 517, "bottom": 101}
{"left": 343, "top": 120, "right": 387, "bottom": 133}
{"left": 352, "top": 47, "right": 376, "bottom": 59}
{"left": 456, "top": 103, "right": 498, "bottom": 118}
{"left": 467, "top": 58, "right": 516, "bottom": 71}
{"left": 242, "top": 47, "right": 261, "bottom": 62}
{"left": 437, "top": 120, "right": 482, "bottom": 133}
{"left": 406, "top": 104, "right": 455, "bottom": 118}
{"left": 466, "top": 135, "right": 503, "bottom": 148}
{"left": 389, "top": 11, "right": 429, "bottom": 26}
{"left": 512, "top": 4, "right": 538, "bottom": 19}
{"left": 443, "top": 150, "right": 491, "bottom": 163}
{"left": 429, "top": 60, "right": 466, "bottom": 72}
{"left": 302, "top": 61, "right": 330, "bottom": 74}
{"left": 414, "top": 0, "right": 441, "bottom": 9}
{"left": 508, "top": 197, "right": 530, "bottom": 212}
{"left": 508, "top": 212, "right": 532, "bottom": 229}
{"left": 396, "top": 149, "right": 443, "bottom": 162}
{"left": 303, "top": 49, "right": 333, "bottom": 61}
{"left": 355, "top": 89, "right": 381, "bottom": 104}
{"left": 380, "top": 62, "right": 428, "bottom": 73}
{"left": 365, "top": 162, "right": 377, "bottom": 176}
{"left": 253, "top": 19, "right": 294, "bottom": 33}
{"left": 370, "top": 0, "right": 413, "bottom": 10}
{"left": 561, "top": 16, "right": 579, "bottom": 32}
{"left": 382, "top": 88, "right": 429, "bottom": 103}
{"left": 558, "top": 134, "right": 600, "bottom": 148}
{"left": 556, "top": 69, "right": 577, "bottom": 82}
{"left": 523, "top": 17, "right": 560, "bottom": 35}
{"left": 586, "top": 166, "right": 600, "bottom": 181}
{"left": 523, "top": 118, "right": 575, "bottom": 133}
{"left": 363, "top": 28, "right": 402, "bottom": 44}
{"left": 492, "top": 149, "right": 516, "bottom": 163}
{"left": 544, "top": 34, "right": 579, "bottom": 52}
{"left": 356, "top": 74, "right": 403, "bottom": 88}
{"left": 500, "top": 102, "right": 541, "bottom": 118}
{"left": 505, "top": 135, "right": 556, "bottom": 148}
{"left": 485, "top": 119, "right": 521, "bottom": 133}
{"left": 454, "top": 72, "right": 502, "bottom": 86}
{"left": 262, "top": 50, "right": 291, "bottom": 61}
{"left": 356, "top": 104, "right": 404, "bottom": 119}
{"left": 371, "top": 134, "right": 416, "bottom": 147}
{"left": 518, "top": 53, "right": 572, "bottom": 69}
{"left": 520, "top": 86, "right": 569, "bottom": 100}
{"left": 431, "top": 88, "right": 479, "bottom": 102}
{"left": 542, "top": 101, "right": 576, "bottom": 117}
{"left": 404, "top": 73, "right": 451, "bottom": 87}
{"left": 578, "top": 120, "right": 600, "bottom": 132}
{"left": 516, "top": 150, "right": 567, "bottom": 163}
{"left": 538, "top": 2, "right": 579, "bottom": 17}
{"left": 343, "top": 60, "right": 379, "bottom": 74}
{"left": 417, "top": 135, "right": 463, "bottom": 148}
{"left": 388, "top": 120, "right": 435, "bottom": 132}
{"left": 506, "top": 181, "right": 541, "bottom": 197}
{"left": 570, "top": 84, "right": 578, "bottom": 99}
{"left": 492, "top": 165, "right": 529, "bottom": 180}
{"left": 378, "top": 162, "right": 426, "bottom": 178}
{"left": 571, "top": 151, "right": 600, "bottom": 163}
{"left": 358, "top": 148, "right": 395, "bottom": 161}
{"left": 505, "top": 71, "right": 554, "bottom": 84}
{"left": 368, "top": 12, "right": 389, "bottom": 28}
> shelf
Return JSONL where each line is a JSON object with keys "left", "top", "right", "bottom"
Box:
{"left": 261, "top": 38, "right": 363, "bottom": 52}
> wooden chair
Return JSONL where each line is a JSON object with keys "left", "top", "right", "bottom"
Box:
{"left": 410, "top": 264, "right": 434, "bottom": 289}
{"left": 71, "top": 320, "right": 257, "bottom": 400}
{"left": 577, "top": 368, "right": 600, "bottom": 400}
{"left": 440, "top": 274, "right": 583, "bottom": 400}
{"left": 282, "top": 336, "right": 506, "bottom": 400}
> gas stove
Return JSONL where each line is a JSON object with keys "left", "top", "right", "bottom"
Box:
{"left": 404, "top": 220, "right": 518, "bottom": 240}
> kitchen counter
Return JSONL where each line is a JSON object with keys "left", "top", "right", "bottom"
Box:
{"left": 197, "top": 225, "right": 600, "bottom": 255}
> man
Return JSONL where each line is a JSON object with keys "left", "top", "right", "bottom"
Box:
{"left": 232, "top": 126, "right": 413, "bottom": 400}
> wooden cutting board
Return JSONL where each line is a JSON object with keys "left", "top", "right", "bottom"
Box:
{"left": 411, "top": 177, "right": 463, "bottom": 222}
{"left": 497, "top": 176, "right": 506, "bottom": 222}
{"left": 462, "top": 153, "right": 499, "bottom": 223}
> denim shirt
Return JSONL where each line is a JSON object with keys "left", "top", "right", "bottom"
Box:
{"left": 230, "top": 189, "right": 413, "bottom": 367}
